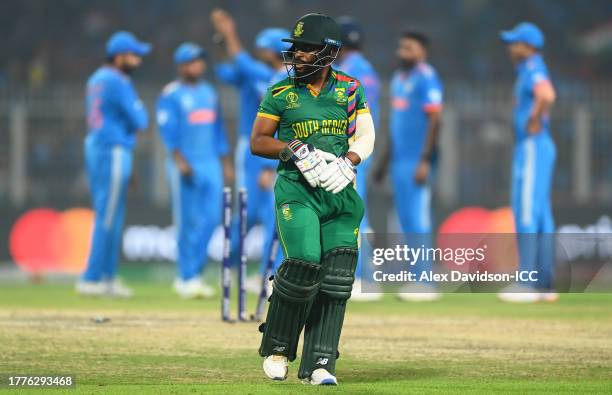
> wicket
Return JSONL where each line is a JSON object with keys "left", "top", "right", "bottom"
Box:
{"left": 221, "top": 187, "right": 232, "bottom": 322}
{"left": 222, "top": 187, "right": 271, "bottom": 323}
{"left": 237, "top": 188, "right": 248, "bottom": 321}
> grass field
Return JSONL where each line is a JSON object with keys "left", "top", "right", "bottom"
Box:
{"left": 1, "top": 277, "right": 611, "bottom": 394}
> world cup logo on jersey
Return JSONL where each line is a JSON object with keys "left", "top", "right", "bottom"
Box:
{"left": 285, "top": 92, "right": 300, "bottom": 109}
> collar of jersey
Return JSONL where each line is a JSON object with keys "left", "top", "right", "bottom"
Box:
{"left": 302, "top": 69, "right": 337, "bottom": 98}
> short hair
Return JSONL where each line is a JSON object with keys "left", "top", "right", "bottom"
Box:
{"left": 401, "top": 31, "right": 430, "bottom": 49}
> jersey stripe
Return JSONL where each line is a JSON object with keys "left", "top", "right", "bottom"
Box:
{"left": 346, "top": 79, "right": 359, "bottom": 137}
{"left": 272, "top": 85, "right": 292, "bottom": 97}
{"left": 257, "top": 112, "right": 280, "bottom": 121}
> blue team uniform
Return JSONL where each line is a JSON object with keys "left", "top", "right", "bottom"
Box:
{"left": 83, "top": 66, "right": 148, "bottom": 281}
{"left": 157, "top": 80, "right": 229, "bottom": 281}
{"left": 390, "top": 62, "right": 443, "bottom": 278}
{"left": 390, "top": 62, "right": 443, "bottom": 234}
{"left": 215, "top": 51, "right": 282, "bottom": 271}
{"left": 337, "top": 51, "right": 380, "bottom": 278}
{"left": 511, "top": 54, "right": 556, "bottom": 289}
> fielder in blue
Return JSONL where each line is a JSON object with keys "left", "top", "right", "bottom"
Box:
{"left": 211, "top": 9, "right": 289, "bottom": 287}
{"left": 498, "top": 23, "right": 558, "bottom": 303}
{"left": 157, "top": 43, "right": 234, "bottom": 299}
{"left": 375, "top": 31, "right": 443, "bottom": 301}
{"left": 77, "top": 31, "right": 151, "bottom": 298}
{"left": 336, "top": 16, "right": 381, "bottom": 301}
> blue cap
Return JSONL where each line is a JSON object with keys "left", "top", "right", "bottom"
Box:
{"left": 174, "top": 42, "right": 206, "bottom": 65}
{"left": 106, "top": 31, "right": 152, "bottom": 57}
{"left": 337, "top": 16, "right": 364, "bottom": 48}
{"left": 500, "top": 22, "right": 545, "bottom": 49}
{"left": 255, "top": 28, "right": 292, "bottom": 54}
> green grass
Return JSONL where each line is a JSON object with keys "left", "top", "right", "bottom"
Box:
{"left": 1, "top": 279, "right": 611, "bottom": 394}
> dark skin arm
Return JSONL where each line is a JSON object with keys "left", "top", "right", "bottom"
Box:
{"left": 414, "top": 111, "right": 441, "bottom": 184}
{"left": 221, "top": 155, "right": 235, "bottom": 185}
{"left": 250, "top": 116, "right": 361, "bottom": 165}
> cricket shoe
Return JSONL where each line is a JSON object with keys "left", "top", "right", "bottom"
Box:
{"left": 497, "top": 285, "right": 539, "bottom": 303}
{"left": 173, "top": 278, "right": 215, "bottom": 299}
{"left": 75, "top": 280, "right": 107, "bottom": 297}
{"left": 396, "top": 283, "right": 442, "bottom": 302}
{"left": 350, "top": 278, "right": 383, "bottom": 302}
{"left": 303, "top": 368, "right": 338, "bottom": 386}
{"left": 262, "top": 355, "right": 288, "bottom": 381}
{"left": 107, "top": 278, "right": 134, "bottom": 298}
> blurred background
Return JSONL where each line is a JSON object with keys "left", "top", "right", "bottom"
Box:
{"left": 1, "top": 0, "right": 611, "bottom": 274}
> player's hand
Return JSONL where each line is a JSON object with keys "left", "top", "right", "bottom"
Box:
{"left": 258, "top": 168, "right": 276, "bottom": 190}
{"left": 527, "top": 115, "right": 542, "bottom": 134}
{"left": 222, "top": 156, "right": 235, "bottom": 185}
{"left": 210, "top": 8, "right": 236, "bottom": 38}
{"left": 413, "top": 160, "right": 430, "bottom": 185}
{"left": 288, "top": 140, "right": 335, "bottom": 188}
{"left": 173, "top": 151, "right": 193, "bottom": 178}
{"left": 373, "top": 162, "right": 387, "bottom": 183}
{"left": 319, "top": 156, "right": 356, "bottom": 194}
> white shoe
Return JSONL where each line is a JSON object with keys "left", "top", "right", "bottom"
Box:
{"left": 244, "top": 275, "right": 262, "bottom": 295}
{"left": 263, "top": 355, "right": 288, "bottom": 381}
{"left": 396, "top": 283, "right": 441, "bottom": 302}
{"left": 305, "top": 368, "right": 337, "bottom": 386}
{"left": 76, "top": 280, "right": 107, "bottom": 297}
{"left": 173, "top": 278, "right": 215, "bottom": 299}
{"left": 107, "top": 278, "right": 134, "bottom": 298}
{"left": 539, "top": 291, "right": 560, "bottom": 303}
{"left": 497, "top": 285, "right": 539, "bottom": 303}
{"left": 350, "top": 278, "right": 383, "bottom": 302}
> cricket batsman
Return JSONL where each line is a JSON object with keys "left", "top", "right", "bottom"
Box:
{"left": 211, "top": 9, "right": 290, "bottom": 286}
{"left": 77, "top": 31, "right": 150, "bottom": 298}
{"left": 498, "top": 22, "right": 557, "bottom": 303}
{"left": 157, "top": 43, "right": 233, "bottom": 299}
{"left": 251, "top": 13, "right": 375, "bottom": 385}
{"left": 374, "top": 31, "right": 443, "bottom": 301}
{"left": 336, "top": 16, "right": 381, "bottom": 301}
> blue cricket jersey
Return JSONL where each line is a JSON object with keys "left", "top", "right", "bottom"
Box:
{"left": 215, "top": 50, "right": 275, "bottom": 139}
{"left": 85, "top": 66, "right": 148, "bottom": 149}
{"left": 390, "top": 62, "right": 443, "bottom": 161}
{"left": 156, "top": 80, "right": 229, "bottom": 164}
{"left": 513, "top": 54, "right": 552, "bottom": 141}
{"left": 337, "top": 51, "right": 381, "bottom": 126}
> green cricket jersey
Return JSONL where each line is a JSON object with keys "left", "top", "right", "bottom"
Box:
{"left": 257, "top": 69, "right": 369, "bottom": 181}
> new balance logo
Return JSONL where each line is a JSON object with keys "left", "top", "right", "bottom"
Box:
{"left": 316, "top": 357, "right": 329, "bottom": 366}
{"left": 273, "top": 346, "right": 286, "bottom": 352}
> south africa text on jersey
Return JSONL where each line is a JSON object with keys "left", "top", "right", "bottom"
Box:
{"left": 291, "top": 119, "right": 349, "bottom": 139}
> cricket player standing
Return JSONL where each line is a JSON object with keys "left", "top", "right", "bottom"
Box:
{"left": 374, "top": 32, "right": 443, "bottom": 301}
{"left": 77, "top": 31, "right": 150, "bottom": 298}
{"left": 157, "top": 43, "right": 233, "bottom": 299}
{"left": 498, "top": 22, "right": 557, "bottom": 303}
{"left": 251, "top": 13, "right": 375, "bottom": 385}
{"left": 211, "top": 9, "right": 290, "bottom": 288}
{"left": 336, "top": 16, "right": 381, "bottom": 301}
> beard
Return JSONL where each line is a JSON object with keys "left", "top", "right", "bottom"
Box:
{"left": 294, "top": 64, "right": 323, "bottom": 84}
{"left": 398, "top": 58, "right": 417, "bottom": 70}
{"left": 118, "top": 62, "right": 138, "bottom": 75}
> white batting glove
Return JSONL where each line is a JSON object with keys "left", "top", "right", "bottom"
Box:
{"left": 287, "top": 140, "right": 335, "bottom": 188}
{"left": 319, "top": 156, "right": 356, "bottom": 194}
